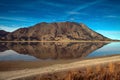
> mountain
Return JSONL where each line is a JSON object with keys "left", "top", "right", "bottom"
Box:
{"left": 0, "top": 30, "right": 9, "bottom": 40}
{"left": 1, "top": 22, "right": 110, "bottom": 41}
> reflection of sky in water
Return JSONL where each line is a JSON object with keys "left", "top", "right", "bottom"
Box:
{"left": 87, "top": 42, "right": 120, "bottom": 57}
{"left": 0, "top": 50, "right": 39, "bottom": 61}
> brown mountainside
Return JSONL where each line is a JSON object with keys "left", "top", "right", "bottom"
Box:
{"left": 0, "top": 22, "right": 110, "bottom": 41}
{"left": 0, "top": 30, "right": 9, "bottom": 40}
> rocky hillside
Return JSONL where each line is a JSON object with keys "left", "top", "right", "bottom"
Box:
{"left": 1, "top": 22, "right": 110, "bottom": 41}
{"left": 0, "top": 30, "right": 9, "bottom": 40}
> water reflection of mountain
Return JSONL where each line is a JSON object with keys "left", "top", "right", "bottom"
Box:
{"left": 0, "top": 42, "right": 107, "bottom": 60}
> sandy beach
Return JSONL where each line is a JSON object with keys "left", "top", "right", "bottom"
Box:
{"left": 0, "top": 55, "right": 120, "bottom": 80}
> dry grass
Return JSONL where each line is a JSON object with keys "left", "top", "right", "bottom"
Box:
{"left": 15, "top": 62, "right": 120, "bottom": 80}
{"left": 0, "top": 55, "right": 120, "bottom": 80}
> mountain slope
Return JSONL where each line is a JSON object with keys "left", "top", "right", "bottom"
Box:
{"left": 0, "top": 30, "right": 9, "bottom": 40}
{"left": 3, "top": 22, "right": 110, "bottom": 41}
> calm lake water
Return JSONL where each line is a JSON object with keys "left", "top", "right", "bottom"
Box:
{"left": 0, "top": 42, "right": 120, "bottom": 61}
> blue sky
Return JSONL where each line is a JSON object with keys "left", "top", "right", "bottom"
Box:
{"left": 0, "top": 0, "right": 120, "bottom": 39}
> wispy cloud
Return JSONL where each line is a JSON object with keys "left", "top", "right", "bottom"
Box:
{"left": 0, "top": 16, "right": 33, "bottom": 22}
{"left": 69, "top": 18, "right": 75, "bottom": 21}
{"left": 97, "top": 30, "right": 120, "bottom": 34}
{"left": 105, "top": 15, "right": 120, "bottom": 18}
{"left": 0, "top": 25, "right": 23, "bottom": 32}
{"left": 8, "top": 10, "right": 25, "bottom": 13}
{"left": 96, "top": 30, "right": 120, "bottom": 39}
{"left": 67, "top": 11, "right": 88, "bottom": 15}
{"left": 66, "top": 0, "right": 104, "bottom": 18}
{"left": 73, "top": 0, "right": 104, "bottom": 12}
{"left": 40, "top": 1, "right": 65, "bottom": 7}
{"left": 67, "top": 11, "right": 80, "bottom": 15}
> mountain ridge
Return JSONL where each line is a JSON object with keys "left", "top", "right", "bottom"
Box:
{"left": 0, "top": 22, "right": 111, "bottom": 41}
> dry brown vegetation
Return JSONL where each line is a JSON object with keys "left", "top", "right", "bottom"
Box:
{"left": 16, "top": 62, "right": 120, "bottom": 80}
{"left": 0, "top": 55, "right": 120, "bottom": 80}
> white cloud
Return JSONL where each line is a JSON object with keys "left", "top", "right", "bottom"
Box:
{"left": 40, "top": 1, "right": 65, "bottom": 7}
{"left": 105, "top": 15, "right": 120, "bottom": 19}
{"left": 97, "top": 30, "right": 120, "bottom": 34}
{"left": 66, "top": 0, "right": 104, "bottom": 18}
{"left": 67, "top": 11, "right": 80, "bottom": 15}
{"left": 96, "top": 30, "right": 120, "bottom": 40}
{"left": 67, "top": 11, "right": 88, "bottom": 15}
{"left": 70, "top": 18, "right": 75, "bottom": 21}
{"left": 0, "top": 16, "right": 33, "bottom": 22}
{"left": 105, "top": 15, "right": 117, "bottom": 18}
{"left": 8, "top": 10, "right": 25, "bottom": 13}
{"left": 0, "top": 25, "right": 23, "bottom": 32}
{"left": 73, "top": 0, "right": 104, "bottom": 12}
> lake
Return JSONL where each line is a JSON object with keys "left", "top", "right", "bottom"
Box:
{"left": 0, "top": 42, "right": 120, "bottom": 61}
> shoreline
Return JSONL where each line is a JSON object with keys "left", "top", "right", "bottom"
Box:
{"left": 0, "top": 54, "right": 119, "bottom": 71}
{"left": 0, "top": 55, "right": 120, "bottom": 80}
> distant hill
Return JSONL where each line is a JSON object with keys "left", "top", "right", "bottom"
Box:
{"left": 0, "top": 22, "right": 110, "bottom": 41}
{"left": 0, "top": 30, "right": 9, "bottom": 40}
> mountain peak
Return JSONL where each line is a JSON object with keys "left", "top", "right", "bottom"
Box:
{"left": 0, "top": 22, "right": 110, "bottom": 41}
